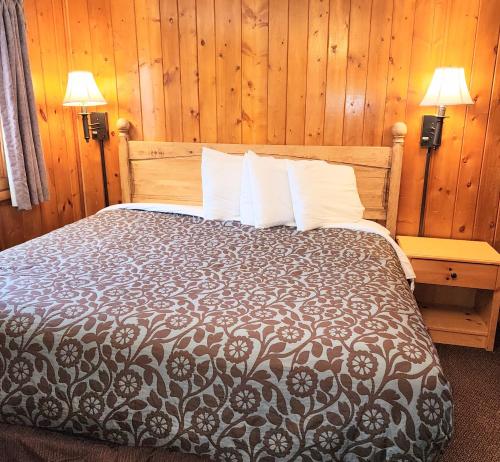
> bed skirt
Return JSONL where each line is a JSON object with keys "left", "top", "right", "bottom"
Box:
{"left": 0, "top": 423, "right": 208, "bottom": 462}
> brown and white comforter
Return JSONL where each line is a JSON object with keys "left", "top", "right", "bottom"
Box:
{"left": 0, "top": 210, "right": 452, "bottom": 461}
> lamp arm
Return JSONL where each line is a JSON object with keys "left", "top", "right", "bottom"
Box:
{"left": 431, "top": 105, "right": 446, "bottom": 148}
{"left": 79, "top": 107, "right": 91, "bottom": 143}
{"left": 98, "top": 139, "right": 109, "bottom": 207}
{"left": 419, "top": 146, "right": 433, "bottom": 236}
{"left": 418, "top": 104, "right": 447, "bottom": 235}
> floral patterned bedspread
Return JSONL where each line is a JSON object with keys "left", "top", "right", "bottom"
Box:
{"left": 0, "top": 210, "right": 452, "bottom": 461}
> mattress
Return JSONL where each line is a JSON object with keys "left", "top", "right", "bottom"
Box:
{"left": 0, "top": 209, "right": 452, "bottom": 461}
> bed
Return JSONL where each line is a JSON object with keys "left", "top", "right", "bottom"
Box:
{"left": 0, "top": 120, "right": 453, "bottom": 461}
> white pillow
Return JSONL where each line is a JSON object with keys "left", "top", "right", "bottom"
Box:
{"left": 287, "top": 159, "right": 365, "bottom": 231}
{"left": 201, "top": 147, "right": 243, "bottom": 220}
{"left": 244, "top": 151, "right": 295, "bottom": 228}
{"left": 240, "top": 154, "right": 254, "bottom": 225}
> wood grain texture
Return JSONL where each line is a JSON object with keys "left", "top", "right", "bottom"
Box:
{"left": 1, "top": 0, "right": 500, "bottom": 250}
{"left": 109, "top": 0, "right": 143, "bottom": 141}
{"left": 396, "top": 235, "right": 500, "bottom": 265}
{"left": 267, "top": 0, "right": 288, "bottom": 144}
{"left": 323, "top": 0, "right": 350, "bottom": 145}
{"left": 304, "top": 0, "right": 329, "bottom": 145}
{"left": 242, "top": 0, "right": 269, "bottom": 143}
{"left": 196, "top": 0, "right": 217, "bottom": 143}
{"left": 411, "top": 259, "right": 497, "bottom": 290}
{"left": 452, "top": 0, "right": 499, "bottom": 240}
{"left": 88, "top": 0, "right": 122, "bottom": 207}
{"left": 160, "top": 0, "right": 183, "bottom": 141}
{"left": 382, "top": 0, "right": 415, "bottom": 146}
{"left": 362, "top": 0, "right": 393, "bottom": 146}
{"left": 64, "top": 0, "right": 102, "bottom": 216}
{"left": 37, "top": 0, "right": 80, "bottom": 227}
{"left": 398, "top": 236, "right": 500, "bottom": 350}
{"left": 343, "top": 0, "right": 372, "bottom": 145}
{"left": 398, "top": 0, "right": 448, "bottom": 236}
{"left": 473, "top": 28, "right": 500, "bottom": 245}
{"left": 424, "top": 0, "right": 479, "bottom": 238}
{"left": 215, "top": 0, "right": 242, "bottom": 143}
{"left": 285, "top": 0, "right": 309, "bottom": 144}
{"left": 135, "top": 0, "right": 166, "bottom": 141}
{"left": 178, "top": 0, "right": 200, "bottom": 142}
{"left": 24, "top": 0, "right": 59, "bottom": 235}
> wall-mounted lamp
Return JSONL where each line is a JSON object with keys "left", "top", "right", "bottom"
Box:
{"left": 418, "top": 67, "right": 473, "bottom": 235}
{"left": 63, "top": 71, "right": 110, "bottom": 206}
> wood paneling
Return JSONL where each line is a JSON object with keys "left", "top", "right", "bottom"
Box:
{"left": 452, "top": 0, "right": 499, "bottom": 240}
{"left": 304, "top": 0, "right": 329, "bottom": 145}
{"left": 215, "top": 0, "right": 242, "bottom": 143}
{"left": 285, "top": 0, "right": 309, "bottom": 144}
{"left": 343, "top": 0, "right": 372, "bottom": 146}
{"left": 323, "top": 0, "right": 349, "bottom": 145}
{"left": 241, "top": 0, "right": 269, "bottom": 143}
{"left": 135, "top": 0, "right": 166, "bottom": 141}
{"left": 1, "top": 0, "right": 500, "bottom": 251}
{"left": 363, "top": 0, "right": 393, "bottom": 146}
{"left": 178, "top": 0, "right": 200, "bottom": 142}
{"left": 424, "top": 0, "right": 478, "bottom": 237}
{"left": 474, "top": 30, "right": 500, "bottom": 245}
{"left": 160, "top": 0, "right": 183, "bottom": 141}
{"left": 267, "top": 0, "right": 288, "bottom": 144}
{"left": 196, "top": 0, "right": 217, "bottom": 143}
{"left": 88, "top": 0, "right": 122, "bottom": 210}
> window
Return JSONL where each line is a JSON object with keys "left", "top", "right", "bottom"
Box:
{"left": 0, "top": 136, "right": 10, "bottom": 202}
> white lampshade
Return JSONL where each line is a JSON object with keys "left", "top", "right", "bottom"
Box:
{"left": 420, "top": 67, "right": 473, "bottom": 107}
{"left": 63, "top": 71, "right": 106, "bottom": 107}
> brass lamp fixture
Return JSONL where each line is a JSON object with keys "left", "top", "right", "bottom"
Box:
{"left": 63, "top": 71, "right": 110, "bottom": 206}
{"left": 418, "top": 67, "right": 473, "bottom": 236}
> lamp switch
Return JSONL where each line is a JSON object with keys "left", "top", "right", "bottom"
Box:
{"left": 89, "top": 112, "right": 109, "bottom": 141}
{"left": 420, "top": 115, "right": 438, "bottom": 148}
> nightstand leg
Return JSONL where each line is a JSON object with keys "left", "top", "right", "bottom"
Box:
{"left": 486, "top": 287, "right": 499, "bottom": 351}
{"left": 478, "top": 269, "right": 500, "bottom": 351}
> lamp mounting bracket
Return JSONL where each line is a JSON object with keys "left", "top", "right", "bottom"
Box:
{"left": 420, "top": 114, "right": 445, "bottom": 149}
{"left": 89, "top": 112, "right": 109, "bottom": 141}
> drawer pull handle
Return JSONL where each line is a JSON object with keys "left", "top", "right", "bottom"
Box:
{"left": 450, "top": 272, "right": 457, "bottom": 280}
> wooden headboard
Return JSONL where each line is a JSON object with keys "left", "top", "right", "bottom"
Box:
{"left": 116, "top": 119, "right": 407, "bottom": 236}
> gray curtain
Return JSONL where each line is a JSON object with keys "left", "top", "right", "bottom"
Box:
{"left": 0, "top": 0, "right": 48, "bottom": 210}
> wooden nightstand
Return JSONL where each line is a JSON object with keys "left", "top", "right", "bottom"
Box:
{"left": 397, "top": 236, "right": 500, "bottom": 351}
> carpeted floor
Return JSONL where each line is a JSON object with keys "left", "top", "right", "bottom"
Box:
{"left": 436, "top": 340, "right": 500, "bottom": 462}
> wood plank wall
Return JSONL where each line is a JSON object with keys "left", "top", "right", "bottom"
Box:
{"left": 1, "top": 0, "right": 499, "bottom": 250}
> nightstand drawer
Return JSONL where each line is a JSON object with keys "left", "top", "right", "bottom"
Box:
{"left": 411, "top": 259, "right": 497, "bottom": 290}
